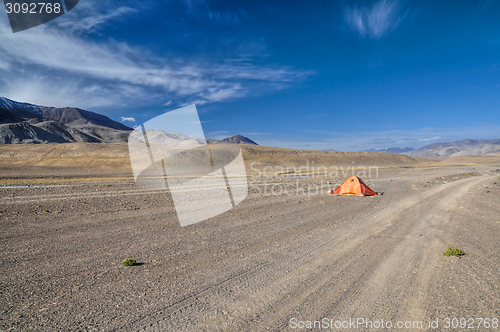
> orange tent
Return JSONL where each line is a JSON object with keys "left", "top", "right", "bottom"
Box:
{"left": 331, "top": 176, "right": 378, "bottom": 196}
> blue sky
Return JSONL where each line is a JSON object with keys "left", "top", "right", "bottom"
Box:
{"left": 1, "top": 0, "right": 500, "bottom": 150}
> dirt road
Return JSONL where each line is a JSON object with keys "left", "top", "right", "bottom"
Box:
{"left": 1, "top": 166, "right": 499, "bottom": 331}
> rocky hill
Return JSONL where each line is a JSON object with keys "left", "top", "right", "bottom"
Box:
{"left": 218, "top": 135, "right": 258, "bottom": 145}
{"left": 0, "top": 97, "right": 257, "bottom": 145}
{"left": 0, "top": 97, "right": 132, "bottom": 144}
{"left": 407, "top": 139, "right": 500, "bottom": 157}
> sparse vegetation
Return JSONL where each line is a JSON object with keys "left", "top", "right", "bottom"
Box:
{"left": 121, "top": 258, "right": 136, "bottom": 266}
{"left": 443, "top": 246, "right": 466, "bottom": 257}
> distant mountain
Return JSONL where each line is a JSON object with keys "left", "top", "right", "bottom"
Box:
{"left": 129, "top": 129, "right": 206, "bottom": 146}
{"left": 408, "top": 139, "right": 500, "bottom": 157}
{"left": 131, "top": 130, "right": 258, "bottom": 146}
{"left": 0, "top": 97, "right": 133, "bottom": 144}
{"left": 0, "top": 97, "right": 131, "bottom": 130}
{"left": 366, "top": 147, "right": 415, "bottom": 154}
{"left": 217, "top": 135, "right": 258, "bottom": 145}
{"left": 0, "top": 97, "right": 257, "bottom": 145}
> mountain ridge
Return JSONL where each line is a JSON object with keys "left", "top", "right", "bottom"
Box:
{"left": 407, "top": 138, "right": 500, "bottom": 157}
{"left": 366, "top": 147, "right": 415, "bottom": 154}
{"left": 0, "top": 97, "right": 258, "bottom": 146}
{"left": 0, "top": 97, "right": 132, "bottom": 130}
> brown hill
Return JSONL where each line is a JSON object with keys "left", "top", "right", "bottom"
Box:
{"left": 442, "top": 152, "right": 500, "bottom": 166}
{"left": 0, "top": 143, "right": 419, "bottom": 179}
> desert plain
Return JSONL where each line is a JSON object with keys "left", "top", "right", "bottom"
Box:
{"left": 1, "top": 143, "right": 499, "bottom": 331}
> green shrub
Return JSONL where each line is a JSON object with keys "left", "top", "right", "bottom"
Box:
{"left": 122, "top": 258, "right": 136, "bottom": 266}
{"left": 443, "top": 247, "right": 466, "bottom": 257}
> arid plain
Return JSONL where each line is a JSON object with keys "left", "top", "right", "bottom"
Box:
{"left": 1, "top": 143, "right": 499, "bottom": 331}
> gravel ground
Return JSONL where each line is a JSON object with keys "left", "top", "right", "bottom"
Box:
{"left": 1, "top": 166, "right": 499, "bottom": 331}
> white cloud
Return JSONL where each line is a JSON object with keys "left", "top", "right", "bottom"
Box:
{"left": 188, "top": 121, "right": 210, "bottom": 124}
{"left": 0, "top": 2, "right": 311, "bottom": 108}
{"left": 242, "top": 132, "right": 271, "bottom": 135}
{"left": 208, "top": 131, "right": 230, "bottom": 136}
{"left": 183, "top": 0, "right": 241, "bottom": 25}
{"left": 418, "top": 136, "right": 441, "bottom": 142}
{"left": 345, "top": 0, "right": 407, "bottom": 39}
{"left": 121, "top": 116, "right": 136, "bottom": 122}
{"left": 56, "top": 5, "right": 136, "bottom": 33}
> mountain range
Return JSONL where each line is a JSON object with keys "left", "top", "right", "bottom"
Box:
{"left": 3, "top": 97, "right": 498, "bottom": 156}
{"left": 366, "top": 147, "right": 415, "bottom": 154}
{"left": 0, "top": 97, "right": 257, "bottom": 145}
{"left": 406, "top": 139, "right": 500, "bottom": 157}
{"left": 366, "top": 140, "right": 500, "bottom": 157}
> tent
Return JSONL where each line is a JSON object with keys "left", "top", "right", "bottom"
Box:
{"left": 331, "top": 176, "right": 378, "bottom": 196}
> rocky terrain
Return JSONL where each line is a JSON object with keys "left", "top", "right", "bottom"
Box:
{"left": 0, "top": 155, "right": 499, "bottom": 331}
{"left": 0, "top": 98, "right": 258, "bottom": 146}
{"left": 0, "top": 97, "right": 132, "bottom": 144}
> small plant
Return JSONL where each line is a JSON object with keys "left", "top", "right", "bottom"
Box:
{"left": 122, "top": 258, "right": 136, "bottom": 266}
{"left": 443, "top": 246, "right": 466, "bottom": 257}
{"left": 486, "top": 191, "right": 490, "bottom": 193}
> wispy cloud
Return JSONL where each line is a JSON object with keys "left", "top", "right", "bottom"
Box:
{"left": 0, "top": 1, "right": 311, "bottom": 109}
{"left": 56, "top": 4, "right": 137, "bottom": 33}
{"left": 188, "top": 120, "right": 210, "bottom": 124}
{"left": 208, "top": 131, "right": 230, "bottom": 136}
{"left": 121, "top": 116, "right": 136, "bottom": 122}
{"left": 242, "top": 132, "right": 271, "bottom": 135}
{"left": 417, "top": 136, "right": 441, "bottom": 142}
{"left": 344, "top": 0, "right": 407, "bottom": 39}
{"left": 183, "top": 0, "right": 241, "bottom": 25}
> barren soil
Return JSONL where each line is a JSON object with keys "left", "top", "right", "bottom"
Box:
{"left": 1, "top": 144, "right": 499, "bottom": 331}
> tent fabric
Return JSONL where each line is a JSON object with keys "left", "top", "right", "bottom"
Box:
{"left": 331, "top": 176, "right": 378, "bottom": 196}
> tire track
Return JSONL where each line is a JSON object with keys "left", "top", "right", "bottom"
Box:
{"left": 126, "top": 172, "right": 495, "bottom": 331}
